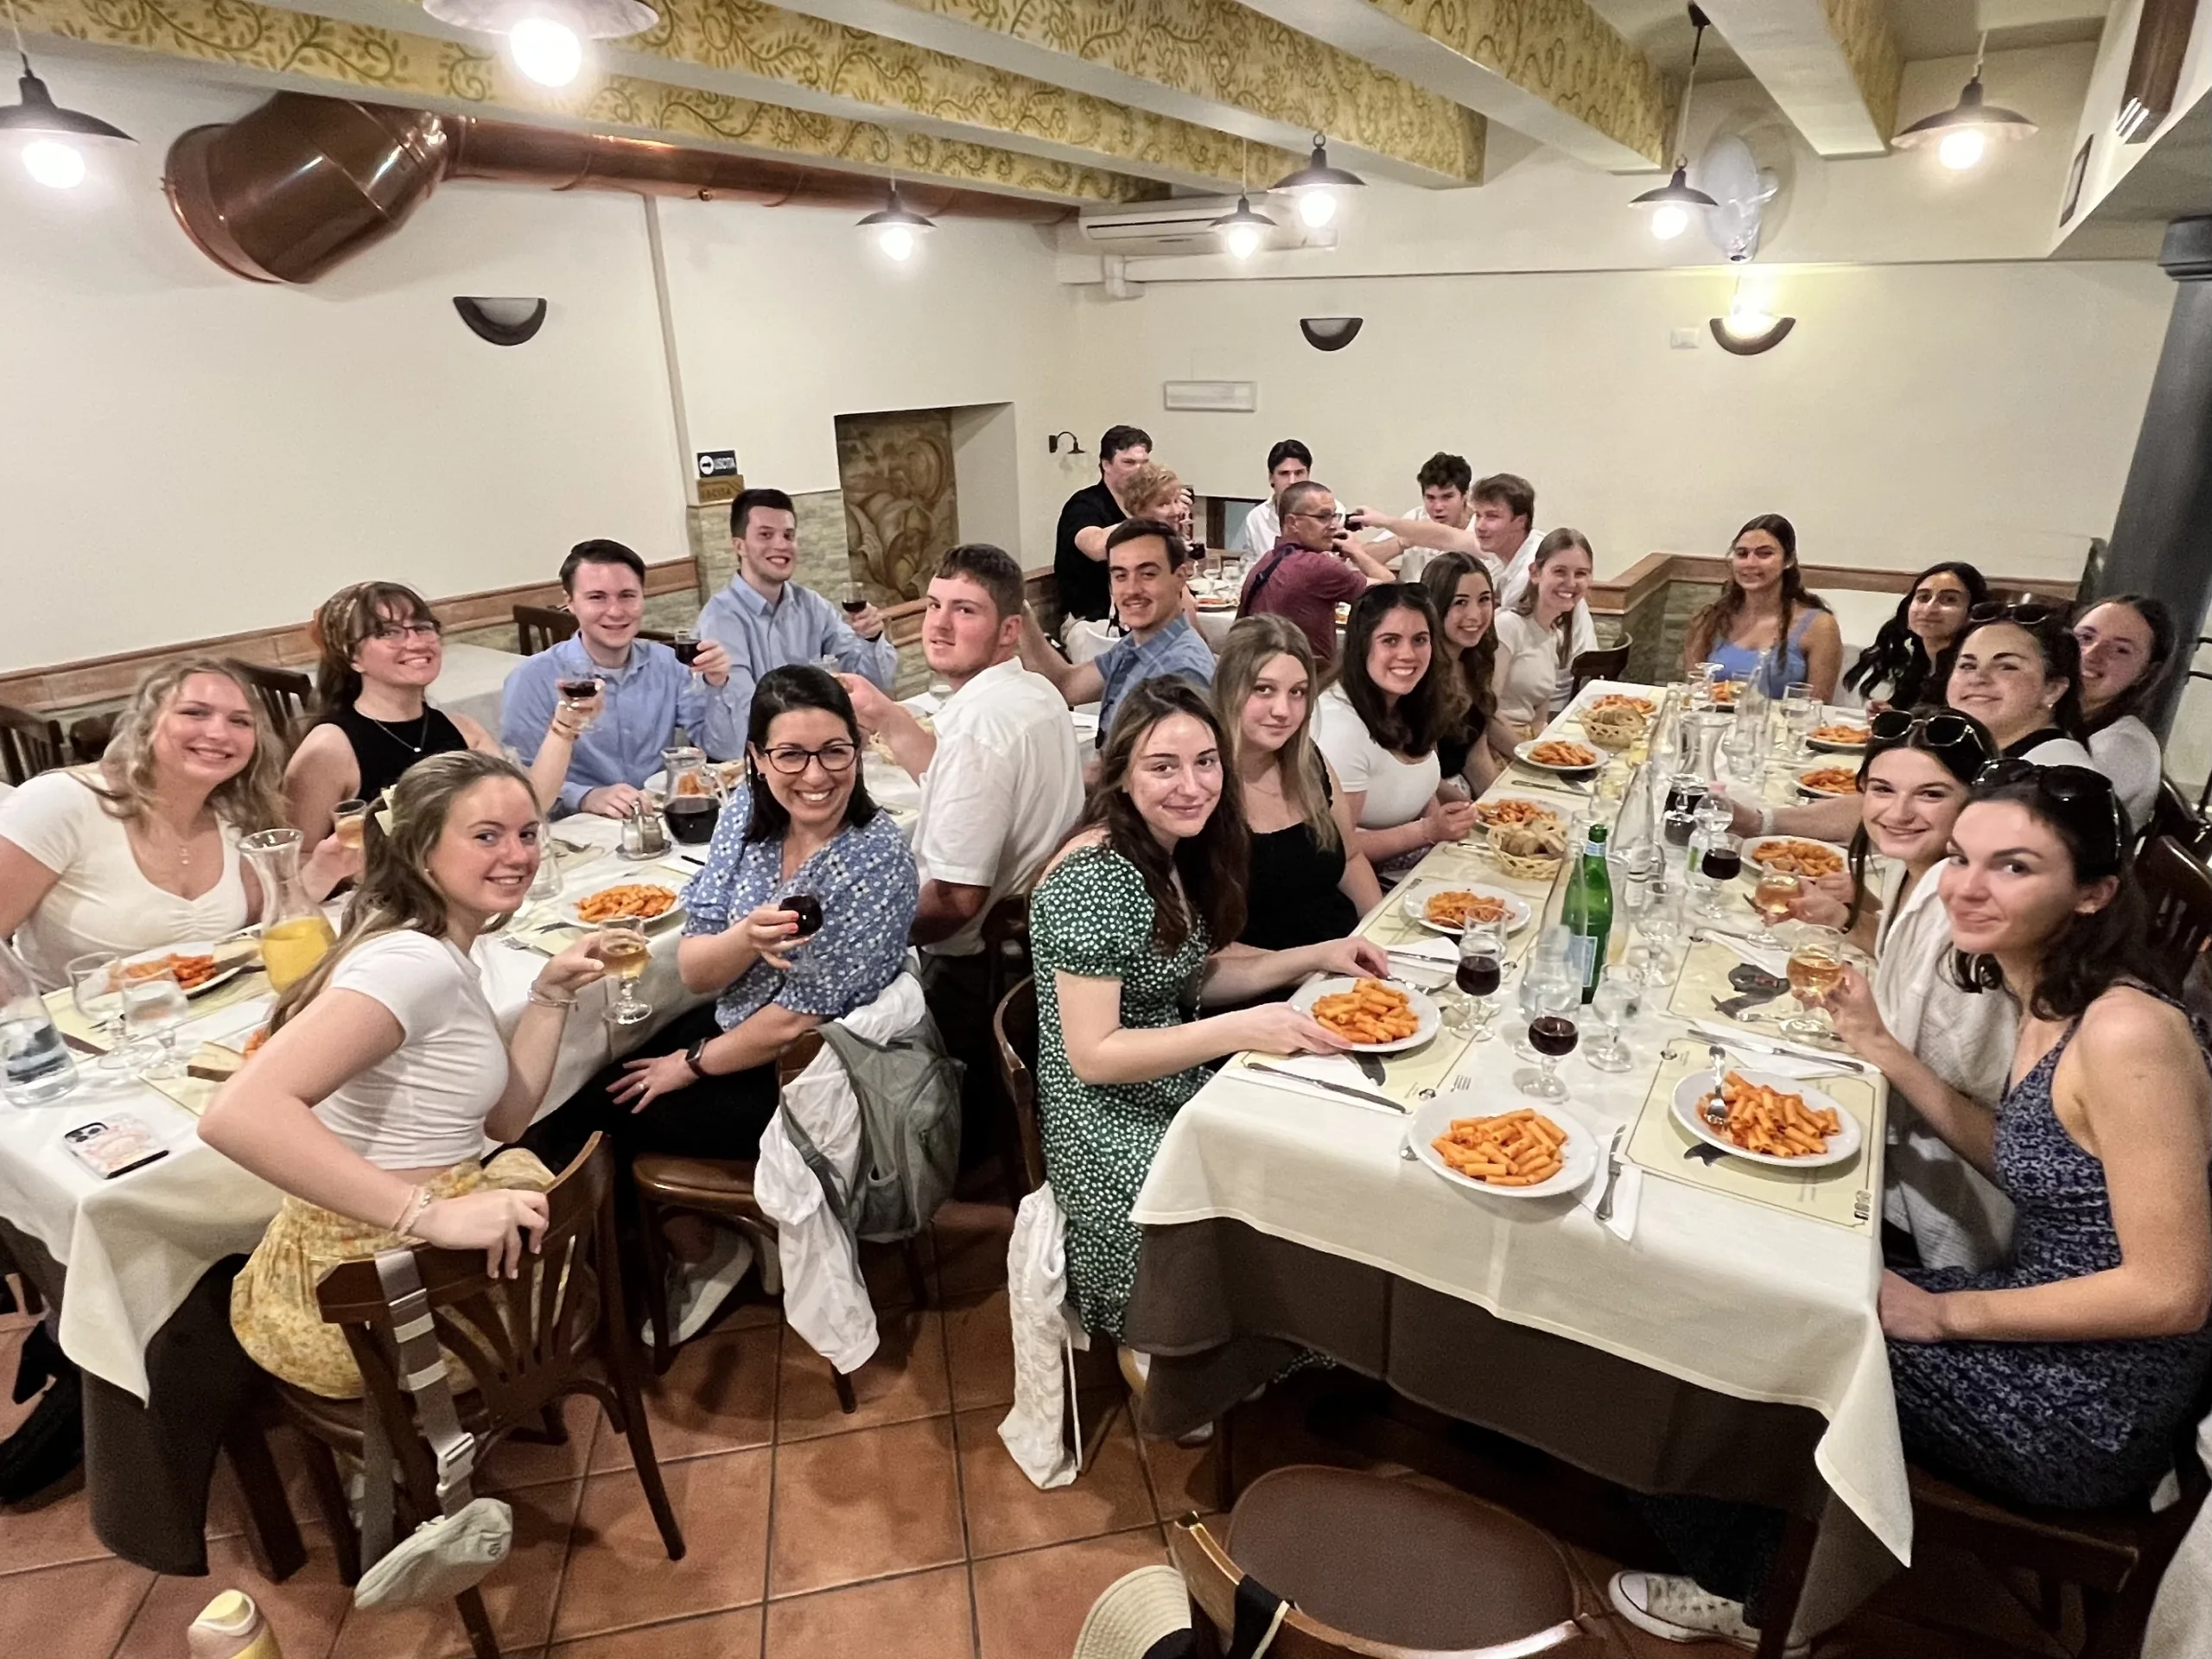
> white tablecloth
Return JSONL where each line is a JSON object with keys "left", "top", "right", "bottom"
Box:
{"left": 0, "top": 811, "right": 702, "bottom": 1402}
{"left": 1129, "top": 681, "right": 1910, "bottom": 1567}
{"left": 431, "top": 640, "right": 526, "bottom": 736}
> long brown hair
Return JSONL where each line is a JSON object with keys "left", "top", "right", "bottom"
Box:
{"left": 1510, "top": 529, "right": 1593, "bottom": 668}
{"left": 268, "top": 750, "right": 537, "bottom": 1029}
{"left": 1212, "top": 616, "right": 1339, "bottom": 855}
{"left": 310, "top": 581, "right": 442, "bottom": 714}
{"left": 1685, "top": 513, "right": 1829, "bottom": 666}
{"left": 1329, "top": 585, "right": 1450, "bottom": 759}
{"left": 1419, "top": 552, "right": 1497, "bottom": 737}
{"left": 80, "top": 657, "right": 286, "bottom": 834}
{"left": 1065, "top": 677, "right": 1248, "bottom": 952}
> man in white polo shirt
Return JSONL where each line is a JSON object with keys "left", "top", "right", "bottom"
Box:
{"left": 841, "top": 543, "right": 1083, "bottom": 1163}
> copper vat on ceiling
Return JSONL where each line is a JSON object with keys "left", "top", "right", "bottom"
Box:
{"left": 164, "top": 92, "right": 1068, "bottom": 284}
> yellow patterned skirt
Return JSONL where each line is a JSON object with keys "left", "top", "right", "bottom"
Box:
{"left": 230, "top": 1149, "right": 555, "bottom": 1400}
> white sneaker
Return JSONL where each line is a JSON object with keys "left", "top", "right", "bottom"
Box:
{"left": 642, "top": 1229, "right": 753, "bottom": 1346}
{"left": 1609, "top": 1570, "right": 1808, "bottom": 1657}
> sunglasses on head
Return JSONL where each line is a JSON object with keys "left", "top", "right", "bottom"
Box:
{"left": 1866, "top": 709, "right": 1993, "bottom": 779}
{"left": 1971, "top": 758, "right": 2124, "bottom": 859}
{"left": 1967, "top": 599, "right": 2058, "bottom": 627}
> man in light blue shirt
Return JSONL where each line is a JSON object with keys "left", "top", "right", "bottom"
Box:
{"left": 502, "top": 540, "right": 731, "bottom": 816}
{"left": 696, "top": 486, "right": 899, "bottom": 759}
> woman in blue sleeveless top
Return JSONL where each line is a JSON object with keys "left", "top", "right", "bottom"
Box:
{"left": 1681, "top": 514, "right": 1842, "bottom": 701}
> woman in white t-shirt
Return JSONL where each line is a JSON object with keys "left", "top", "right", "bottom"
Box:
{"left": 0, "top": 658, "right": 354, "bottom": 992}
{"left": 1490, "top": 531, "right": 1599, "bottom": 736}
{"left": 1312, "top": 586, "right": 1478, "bottom": 886}
{"left": 201, "top": 751, "right": 608, "bottom": 1398}
{"left": 2073, "top": 595, "right": 2174, "bottom": 833}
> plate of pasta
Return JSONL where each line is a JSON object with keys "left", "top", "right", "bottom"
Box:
{"left": 1400, "top": 880, "right": 1534, "bottom": 937}
{"left": 563, "top": 882, "right": 683, "bottom": 927}
{"left": 1796, "top": 767, "right": 1862, "bottom": 798}
{"left": 1410, "top": 1096, "right": 1599, "bottom": 1199}
{"left": 1513, "top": 739, "right": 1601, "bottom": 775}
{"left": 1290, "top": 976, "right": 1440, "bottom": 1052}
{"left": 1807, "top": 722, "right": 1871, "bottom": 753}
{"left": 1671, "top": 1069, "right": 1862, "bottom": 1170}
{"left": 1745, "top": 838, "right": 1849, "bottom": 880}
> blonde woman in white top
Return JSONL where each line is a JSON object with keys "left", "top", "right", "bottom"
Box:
{"left": 1490, "top": 531, "right": 1599, "bottom": 736}
{"left": 201, "top": 750, "right": 608, "bottom": 1398}
{"left": 0, "top": 658, "right": 355, "bottom": 992}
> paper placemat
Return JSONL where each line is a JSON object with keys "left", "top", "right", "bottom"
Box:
{"left": 47, "top": 969, "right": 273, "bottom": 1054}
{"left": 1357, "top": 844, "right": 1556, "bottom": 969}
{"left": 1623, "top": 1042, "right": 1883, "bottom": 1233}
{"left": 1228, "top": 1019, "right": 1478, "bottom": 1111}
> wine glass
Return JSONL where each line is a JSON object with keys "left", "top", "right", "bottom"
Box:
{"left": 598, "top": 918, "right": 652, "bottom": 1026}
{"left": 1586, "top": 977, "right": 1640, "bottom": 1071}
{"left": 1697, "top": 831, "right": 1745, "bottom": 919}
{"left": 672, "top": 628, "right": 702, "bottom": 686}
{"left": 780, "top": 891, "right": 826, "bottom": 952}
{"left": 1513, "top": 948, "right": 1577, "bottom": 1060}
{"left": 1748, "top": 869, "right": 1802, "bottom": 950}
{"left": 556, "top": 674, "right": 603, "bottom": 734}
{"left": 121, "top": 963, "right": 190, "bottom": 1080}
{"left": 67, "top": 952, "right": 127, "bottom": 1070}
{"left": 1784, "top": 927, "right": 1846, "bottom": 1039}
{"left": 1519, "top": 1009, "right": 1578, "bottom": 1099}
{"left": 1453, "top": 921, "right": 1506, "bottom": 1040}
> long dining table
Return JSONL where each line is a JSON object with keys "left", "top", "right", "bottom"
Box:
{"left": 1122, "top": 682, "right": 1904, "bottom": 1642}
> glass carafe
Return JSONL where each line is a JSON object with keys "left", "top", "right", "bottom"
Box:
{"left": 241, "top": 829, "right": 337, "bottom": 991}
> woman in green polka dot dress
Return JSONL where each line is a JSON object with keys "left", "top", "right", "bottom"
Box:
{"left": 1029, "top": 678, "right": 1389, "bottom": 1346}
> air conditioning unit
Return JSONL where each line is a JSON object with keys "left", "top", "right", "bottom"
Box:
{"left": 1076, "top": 194, "right": 1319, "bottom": 257}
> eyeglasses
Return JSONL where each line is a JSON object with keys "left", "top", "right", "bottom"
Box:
{"left": 1967, "top": 599, "right": 2058, "bottom": 627}
{"left": 1867, "top": 708, "right": 1994, "bottom": 774}
{"left": 759, "top": 741, "right": 859, "bottom": 776}
{"left": 368, "top": 620, "right": 443, "bottom": 643}
{"left": 1971, "top": 758, "right": 2124, "bottom": 858}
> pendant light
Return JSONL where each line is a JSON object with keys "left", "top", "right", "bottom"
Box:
{"left": 0, "top": 0, "right": 133, "bottom": 190}
{"left": 856, "top": 182, "right": 935, "bottom": 262}
{"left": 1893, "top": 31, "right": 2036, "bottom": 170}
{"left": 1210, "top": 193, "right": 1276, "bottom": 259}
{"left": 420, "top": 0, "right": 658, "bottom": 90}
{"left": 1630, "top": 4, "right": 1718, "bottom": 239}
{"left": 1269, "top": 132, "right": 1364, "bottom": 230}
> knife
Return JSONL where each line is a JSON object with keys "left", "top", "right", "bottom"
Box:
{"left": 1593, "top": 1126, "right": 1627, "bottom": 1223}
{"left": 1242, "top": 1061, "right": 1408, "bottom": 1114}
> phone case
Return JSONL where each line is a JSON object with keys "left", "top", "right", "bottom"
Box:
{"left": 62, "top": 1116, "right": 168, "bottom": 1179}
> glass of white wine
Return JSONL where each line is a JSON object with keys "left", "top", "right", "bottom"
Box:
{"left": 121, "top": 963, "right": 191, "bottom": 1079}
{"left": 1784, "top": 928, "right": 1846, "bottom": 1039}
{"left": 599, "top": 918, "right": 652, "bottom": 1026}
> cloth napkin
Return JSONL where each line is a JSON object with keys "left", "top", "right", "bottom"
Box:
{"left": 1694, "top": 927, "right": 1792, "bottom": 979}
{"left": 1380, "top": 936, "right": 1456, "bottom": 986}
{"left": 1576, "top": 1130, "right": 1642, "bottom": 1242}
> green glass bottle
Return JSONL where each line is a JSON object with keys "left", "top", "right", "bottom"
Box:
{"left": 1561, "top": 821, "right": 1613, "bottom": 1004}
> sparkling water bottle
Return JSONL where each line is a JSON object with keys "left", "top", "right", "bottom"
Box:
{"left": 1, "top": 938, "right": 79, "bottom": 1106}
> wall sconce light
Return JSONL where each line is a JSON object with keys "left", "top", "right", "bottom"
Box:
{"left": 1299, "top": 316, "right": 1363, "bottom": 352}
{"left": 1708, "top": 283, "right": 1794, "bottom": 355}
{"left": 1046, "top": 429, "right": 1085, "bottom": 456}
{"left": 453, "top": 296, "right": 548, "bottom": 346}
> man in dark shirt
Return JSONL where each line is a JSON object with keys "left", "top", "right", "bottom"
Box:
{"left": 1052, "top": 423, "right": 1151, "bottom": 627}
{"left": 1238, "top": 479, "right": 1393, "bottom": 661}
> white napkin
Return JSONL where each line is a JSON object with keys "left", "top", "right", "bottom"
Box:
{"left": 1380, "top": 936, "right": 1456, "bottom": 987}
{"left": 1576, "top": 1135, "right": 1641, "bottom": 1242}
{"left": 1700, "top": 931, "right": 1792, "bottom": 979}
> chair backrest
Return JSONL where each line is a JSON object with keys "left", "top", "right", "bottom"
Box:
{"left": 992, "top": 976, "right": 1046, "bottom": 1193}
{"left": 235, "top": 661, "right": 315, "bottom": 739}
{"left": 778, "top": 1027, "right": 825, "bottom": 1089}
{"left": 1166, "top": 1516, "right": 1590, "bottom": 1659}
{"left": 2140, "top": 836, "right": 2212, "bottom": 984}
{"left": 981, "top": 894, "right": 1032, "bottom": 1017}
{"left": 2149, "top": 780, "right": 2211, "bottom": 859}
{"left": 0, "top": 702, "right": 67, "bottom": 786}
{"left": 515, "top": 604, "right": 577, "bottom": 656}
{"left": 313, "top": 1135, "right": 619, "bottom": 1438}
{"left": 1567, "top": 637, "right": 1632, "bottom": 702}
{"left": 67, "top": 711, "right": 118, "bottom": 766}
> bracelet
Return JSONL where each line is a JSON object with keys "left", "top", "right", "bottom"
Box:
{"left": 527, "top": 986, "right": 577, "bottom": 1010}
{"left": 1756, "top": 805, "right": 1778, "bottom": 838}
{"left": 391, "top": 1183, "right": 432, "bottom": 1236}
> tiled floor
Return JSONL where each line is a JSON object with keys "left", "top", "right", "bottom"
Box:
{"left": 0, "top": 1211, "right": 2068, "bottom": 1659}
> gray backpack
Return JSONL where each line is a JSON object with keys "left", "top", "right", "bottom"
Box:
{"left": 779, "top": 1014, "right": 965, "bottom": 1243}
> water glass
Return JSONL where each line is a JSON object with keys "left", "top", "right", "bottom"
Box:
{"left": 1586, "top": 977, "right": 1640, "bottom": 1071}
{"left": 1782, "top": 683, "right": 1820, "bottom": 762}
{"left": 121, "top": 965, "right": 191, "bottom": 1080}
{"left": 67, "top": 952, "right": 128, "bottom": 1070}
{"left": 1637, "top": 878, "right": 1686, "bottom": 988}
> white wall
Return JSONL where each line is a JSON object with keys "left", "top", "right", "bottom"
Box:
{"left": 0, "top": 59, "right": 686, "bottom": 673}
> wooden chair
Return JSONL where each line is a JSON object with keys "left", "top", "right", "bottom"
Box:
{"left": 0, "top": 702, "right": 67, "bottom": 785}
{"left": 67, "top": 711, "right": 117, "bottom": 766}
{"left": 629, "top": 1031, "right": 931, "bottom": 1401}
{"left": 2140, "top": 835, "right": 2212, "bottom": 987}
{"left": 1167, "top": 1467, "right": 1596, "bottom": 1657}
{"left": 1567, "top": 636, "right": 1632, "bottom": 702}
{"left": 980, "top": 897, "right": 1035, "bottom": 1206}
{"left": 1906, "top": 1372, "right": 2212, "bottom": 1659}
{"left": 991, "top": 976, "right": 1046, "bottom": 1195}
{"left": 2147, "top": 779, "right": 2212, "bottom": 859}
{"left": 235, "top": 661, "right": 315, "bottom": 740}
{"left": 513, "top": 604, "right": 576, "bottom": 656}
{"left": 275, "top": 1135, "right": 682, "bottom": 1658}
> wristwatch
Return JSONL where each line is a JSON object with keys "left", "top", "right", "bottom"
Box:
{"left": 683, "top": 1038, "right": 711, "bottom": 1080}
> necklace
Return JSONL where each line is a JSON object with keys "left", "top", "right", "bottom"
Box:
{"left": 361, "top": 708, "right": 432, "bottom": 754}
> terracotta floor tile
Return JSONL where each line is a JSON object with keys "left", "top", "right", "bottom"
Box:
{"left": 1137, "top": 1427, "right": 1223, "bottom": 1523}
{"left": 859, "top": 1234, "right": 936, "bottom": 1311}
{"left": 480, "top": 1392, "right": 604, "bottom": 1492}
{"left": 555, "top": 1447, "right": 771, "bottom": 1642}
{"left": 769, "top": 1417, "right": 963, "bottom": 1598}
{"left": 0, "top": 1469, "right": 107, "bottom": 1576}
{"left": 328, "top": 1476, "right": 581, "bottom": 1659}
{"left": 776, "top": 1310, "right": 950, "bottom": 1442}
{"left": 203, "top": 1426, "right": 327, "bottom": 1544}
{"left": 544, "top": 1605, "right": 764, "bottom": 1656}
{"left": 956, "top": 1395, "right": 1154, "bottom": 1560}
{"left": 763, "top": 1564, "right": 974, "bottom": 1659}
{"left": 0, "top": 1556, "right": 155, "bottom": 1657}
{"left": 117, "top": 1525, "right": 354, "bottom": 1659}
{"left": 931, "top": 1202, "right": 1014, "bottom": 1298}
{"left": 970, "top": 1528, "right": 1169, "bottom": 1659}
{"left": 942, "top": 1287, "right": 1015, "bottom": 1412}
{"left": 594, "top": 1325, "right": 779, "bottom": 1471}
{"left": 0, "top": 1324, "right": 40, "bottom": 1441}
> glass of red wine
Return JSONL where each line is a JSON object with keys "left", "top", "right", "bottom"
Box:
{"left": 671, "top": 628, "right": 702, "bottom": 681}
{"left": 1698, "top": 832, "right": 1744, "bottom": 918}
{"left": 1518, "top": 1014, "right": 1578, "bottom": 1100}
{"left": 1453, "top": 920, "right": 1506, "bottom": 1040}
{"left": 779, "top": 892, "right": 825, "bottom": 951}
{"left": 842, "top": 587, "right": 869, "bottom": 619}
{"left": 556, "top": 676, "right": 601, "bottom": 734}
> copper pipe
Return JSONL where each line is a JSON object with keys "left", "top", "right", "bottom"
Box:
{"left": 167, "top": 92, "right": 1068, "bottom": 284}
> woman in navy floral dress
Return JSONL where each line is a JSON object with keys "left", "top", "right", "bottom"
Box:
{"left": 1613, "top": 760, "right": 2212, "bottom": 1654}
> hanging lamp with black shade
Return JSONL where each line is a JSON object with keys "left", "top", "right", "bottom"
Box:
{"left": 857, "top": 181, "right": 935, "bottom": 262}
{"left": 1270, "top": 132, "right": 1364, "bottom": 229}
{"left": 1893, "top": 30, "right": 2036, "bottom": 170}
{"left": 0, "top": 0, "right": 133, "bottom": 191}
{"left": 1629, "top": 4, "right": 1717, "bottom": 240}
